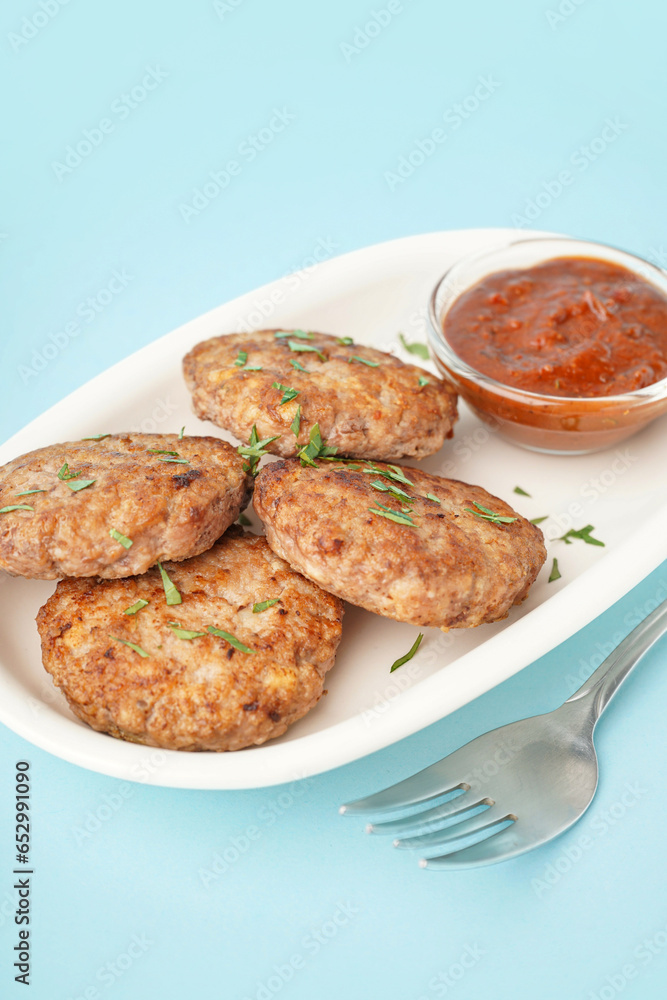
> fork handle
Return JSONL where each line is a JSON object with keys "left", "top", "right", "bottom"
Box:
{"left": 565, "top": 595, "right": 667, "bottom": 721}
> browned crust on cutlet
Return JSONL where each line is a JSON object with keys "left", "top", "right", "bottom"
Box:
{"left": 0, "top": 434, "right": 251, "bottom": 579}
{"left": 36, "top": 529, "right": 344, "bottom": 751}
{"left": 253, "top": 459, "right": 546, "bottom": 630}
{"left": 182, "top": 330, "right": 458, "bottom": 460}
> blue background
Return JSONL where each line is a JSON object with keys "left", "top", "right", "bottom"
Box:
{"left": 1, "top": 0, "right": 667, "bottom": 997}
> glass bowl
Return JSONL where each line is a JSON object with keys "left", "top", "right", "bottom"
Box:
{"left": 427, "top": 236, "right": 667, "bottom": 454}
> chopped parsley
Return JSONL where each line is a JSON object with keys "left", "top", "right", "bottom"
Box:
{"left": 390, "top": 633, "right": 424, "bottom": 673}
{"left": 178, "top": 426, "right": 185, "bottom": 439}
{"left": 168, "top": 621, "right": 206, "bottom": 640}
{"left": 108, "top": 636, "right": 149, "bottom": 657}
{"left": 425, "top": 493, "right": 441, "bottom": 504}
{"left": 361, "top": 463, "right": 414, "bottom": 488}
{"left": 275, "top": 329, "right": 313, "bottom": 340}
{"left": 272, "top": 382, "right": 299, "bottom": 405}
{"left": 67, "top": 479, "right": 96, "bottom": 492}
{"left": 370, "top": 479, "right": 412, "bottom": 502}
{"left": 109, "top": 528, "right": 133, "bottom": 549}
{"left": 157, "top": 457, "right": 189, "bottom": 464}
{"left": 558, "top": 525, "right": 605, "bottom": 547}
{"left": 234, "top": 350, "right": 248, "bottom": 367}
{"left": 242, "top": 364, "right": 263, "bottom": 371}
{"left": 207, "top": 625, "right": 255, "bottom": 654}
{"left": 124, "top": 599, "right": 149, "bottom": 615}
{"left": 465, "top": 502, "right": 517, "bottom": 525}
{"left": 14, "top": 489, "right": 46, "bottom": 496}
{"left": 369, "top": 503, "right": 415, "bottom": 526}
{"left": 530, "top": 516, "right": 548, "bottom": 525}
{"left": 288, "top": 341, "right": 326, "bottom": 362}
{"left": 290, "top": 405, "right": 302, "bottom": 438}
{"left": 253, "top": 599, "right": 280, "bottom": 613}
{"left": 157, "top": 562, "right": 182, "bottom": 605}
{"left": 238, "top": 425, "right": 280, "bottom": 476}
{"left": 514, "top": 486, "right": 531, "bottom": 497}
{"left": 290, "top": 359, "right": 308, "bottom": 372}
{"left": 418, "top": 376, "right": 430, "bottom": 387}
{"left": 297, "top": 423, "right": 338, "bottom": 466}
{"left": 148, "top": 449, "right": 180, "bottom": 455}
{"left": 399, "top": 333, "right": 429, "bottom": 360}
{"left": 348, "top": 356, "right": 379, "bottom": 367}
{"left": 0, "top": 504, "right": 34, "bottom": 513}
{"left": 81, "top": 434, "right": 111, "bottom": 441}
{"left": 548, "top": 558, "right": 561, "bottom": 583}
{"left": 57, "top": 463, "right": 81, "bottom": 481}
{"left": 336, "top": 336, "right": 354, "bottom": 345}
{"left": 237, "top": 512, "right": 252, "bottom": 526}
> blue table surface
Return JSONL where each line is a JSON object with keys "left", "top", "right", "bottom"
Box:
{"left": 2, "top": 1, "right": 667, "bottom": 997}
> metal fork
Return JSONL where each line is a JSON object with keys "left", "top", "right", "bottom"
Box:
{"left": 340, "top": 597, "right": 667, "bottom": 869}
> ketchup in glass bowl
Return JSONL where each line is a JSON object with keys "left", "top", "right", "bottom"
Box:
{"left": 427, "top": 236, "right": 667, "bottom": 454}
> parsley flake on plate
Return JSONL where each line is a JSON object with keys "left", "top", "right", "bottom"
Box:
{"left": 558, "top": 525, "right": 605, "bottom": 547}
{"left": 398, "top": 333, "right": 429, "bottom": 360}
{"left": 390, "top": 633, "right": 424, "bottom": 673}
{"left": 548, "top": 558, "right": 561, "bottom": 583}
{"left": 514, "top": 486, "right": 531, "bottom": 497}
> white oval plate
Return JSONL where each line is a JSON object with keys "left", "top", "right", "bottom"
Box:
{"left": 2, "top": 229, "right": 667, "bottom": 789}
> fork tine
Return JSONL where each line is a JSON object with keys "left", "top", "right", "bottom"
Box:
{"left": 419, "top": 824, "right": 523, "bottom": 870}
{"left": 340, "top": 760, "right": 467, "bottom": 815}
{"left": 367, "top": 790, "right": 478, "bottom": 837}
{"left": 395, "top": 808, "right": 512, "bottom": 851}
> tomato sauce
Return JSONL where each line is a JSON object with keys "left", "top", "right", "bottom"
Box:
{"left": 443, "top": 257, "right": 667, "bottom": 397}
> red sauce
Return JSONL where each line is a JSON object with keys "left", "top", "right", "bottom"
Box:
{"left": 443, "top": 257, "right": 667, "bottom": 397}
